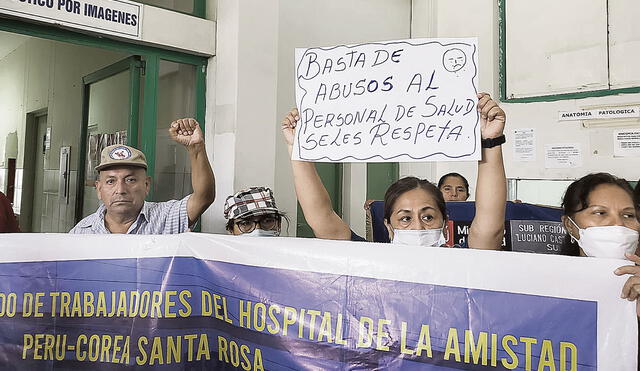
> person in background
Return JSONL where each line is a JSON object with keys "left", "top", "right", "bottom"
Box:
{"left": 224, "top": 187, "right": 288, "bottom": 236}
{"left": 70, "top": 118, "right": 215, "bottom": 234}
{"left": 560, "top": 173, "right": 640, "bottom": 316}
{"left": 281, "top": 92, "right": 507, "bottom": 249}
{"left": 0, "top": 191, "right": 20, "bottom": 233}
{"left": 438, "top": 172, "right": 470, "bottom": 201}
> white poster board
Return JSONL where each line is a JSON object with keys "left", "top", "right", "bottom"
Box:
{"left": 293, "top": 38, "right": 480, "bottom": 163}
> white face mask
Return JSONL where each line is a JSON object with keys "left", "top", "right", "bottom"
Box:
{"left": 568, "top": 218, "right": 639, "bottom": 259}
{"left": 241, "top": 228, "right": 280, "bottom": 237}
{"left": 391, "top": 228, "right": 446, "bottom": 247}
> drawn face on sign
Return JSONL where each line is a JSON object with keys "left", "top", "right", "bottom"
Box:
{"left": 443, "top": 48, "right": 467, "bottom": 72}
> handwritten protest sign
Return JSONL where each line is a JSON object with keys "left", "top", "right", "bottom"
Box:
{"left": 293, "top": 38, "right": 480, "bottom": 162}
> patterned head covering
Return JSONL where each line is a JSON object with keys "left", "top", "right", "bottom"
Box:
{"left": 224, "top": 187, "right": 280, "bottom": 220}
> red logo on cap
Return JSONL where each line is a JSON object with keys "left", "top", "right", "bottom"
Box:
{"left": 109, "top": 147, "right": 132, "bottom": 160}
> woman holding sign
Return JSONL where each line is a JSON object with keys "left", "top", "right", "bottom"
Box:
{"left": 560, "top": 173, "right": 640, "bottom": 316}
{"left": 281, "top": 93, "right": 506, "bottom": 250}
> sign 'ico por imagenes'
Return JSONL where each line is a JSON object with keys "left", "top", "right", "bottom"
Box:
{"left": 0, "top": 0, "right": 142, "bottom": 39}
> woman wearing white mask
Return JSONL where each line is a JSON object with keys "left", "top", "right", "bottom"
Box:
{"left": 561, "top": 173, "right": 640, "bottom": 310}
{"left": 224, "top": 187, "right": 288, "bottom": 236}
{"left": 380, "top": 176, "right": 452, "bottom": 246}
{"left": 280, "top": 93, "right": 506, "bottom": 250}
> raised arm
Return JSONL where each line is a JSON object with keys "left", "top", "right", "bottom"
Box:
{"left": 281, "top": 108, "right": 352, "bottom": 240}
{"left": 468, "top": 93, "right": 507, "bottom": 250}
{"left": 170, "top": 118, "right": 215, "bottom": 226}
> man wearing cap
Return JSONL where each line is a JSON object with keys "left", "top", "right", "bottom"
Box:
{"left": 70, "top": 118, "right": 215, "bottom": 234}
{"left": 224, "top": 187, "right": 286, "bottom": 236}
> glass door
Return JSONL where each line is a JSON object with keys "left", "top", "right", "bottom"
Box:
{"left": 75, "top": 57, "right": 142, "bottom": 221}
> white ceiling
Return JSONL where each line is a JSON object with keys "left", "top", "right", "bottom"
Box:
{"left": 0, "top": 32, "right": 30, "bottom": 60}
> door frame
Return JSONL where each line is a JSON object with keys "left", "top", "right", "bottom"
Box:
{"left": 75, "top": 57, "right": 143, "bottom": 222}
{"left": 20, "top": 108, "right": 48, "bottom": 231}
{"left": 0, "top": 18, "right": 207, "bottom": 223}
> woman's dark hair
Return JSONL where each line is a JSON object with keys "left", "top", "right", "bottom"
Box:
{"left": 383, "top": 176, "right": 447, "bottom": 223}
{"left": 226, "top": 212, "right": 290, "bottom": 233}
{"left": 560, "top": 172, "right": 635, "bottom": 256}
{"left": 437, "top": 172, "right": 470, "bottom": 193}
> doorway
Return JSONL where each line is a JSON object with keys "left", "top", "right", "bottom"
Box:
{"left": 21, "top": 111, "right": 48, "bottom": 232}
{"left": 0, "top": 24, "right": 207, "bottom": 232}
{"left": 76, "top": 57, "right": 142, "bottom": 221}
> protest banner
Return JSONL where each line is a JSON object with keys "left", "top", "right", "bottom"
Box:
{"left": 293, "top": 37, "right": 480, "bottom": 162}
{"left": 0, "top": 233, "right": 635, "bottom": 370}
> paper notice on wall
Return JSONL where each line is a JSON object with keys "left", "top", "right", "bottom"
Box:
{"left": 293, "top": 37, "right": 480, "bottom": 163}
{"left": 513, "top": 128, "right": 536, "bottom": 162}
{"left": 544, "top": 143, "right": 582, "bottom": 168}
{"left": 613, "top": 129, "right": 640, "bottom": 157}
{"left": 558, "top": 106, "right": 640, "bottom": 121}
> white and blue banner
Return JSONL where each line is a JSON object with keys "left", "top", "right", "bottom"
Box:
{"left": 0, "top": 233, "right": 636, "bottom": 370}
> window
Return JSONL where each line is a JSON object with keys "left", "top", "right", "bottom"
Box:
{"left": 131, "top": 0, "right": 205, "bottom": 18}
{"left": 499, "top": 0, "right": 640, "bottom": 102}
{"left": 508, "top": 179, "right": 574, "bottom": 207}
